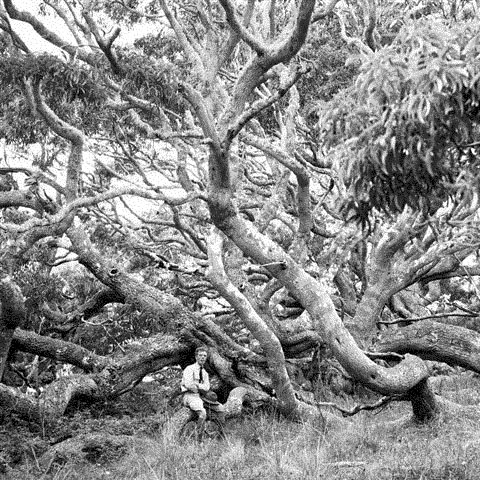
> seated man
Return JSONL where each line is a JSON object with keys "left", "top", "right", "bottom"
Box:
{"left": 181, "top": 346, "right": 225, "bottom": 433}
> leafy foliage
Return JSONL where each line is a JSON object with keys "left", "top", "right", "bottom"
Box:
{"left": 1, "top": 54, "right": 104, "bottom": 102}
{"left": 0, "top": 54, "right": 107, "bottom": 143}
{"left": 0, "top": 42, "right": 189, "bottom": 145}
{"left": 257, "top": 18, "right": 358, "bottom": 133}
{"left": 12, "top": 245, "right": 64, "bottom": 328}
{"left": 323, "top": 19, "right": 480, "bottom": 221}
{"left": 104, "top": 0, "right": 161, "bottom": 23}
{"left": 0, "top": 83, "right": 47, "bottom": 144}
{"left": 117, "top": 44, "right": 187, "bottom": 116}
{"left": 300, "top": 20, "right": 358, "bottom": 107}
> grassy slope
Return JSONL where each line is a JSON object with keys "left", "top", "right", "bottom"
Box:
{"left": 5, "top": 373, "right": 480, "bottom": 480}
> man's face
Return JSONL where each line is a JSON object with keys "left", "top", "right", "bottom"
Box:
{"left": 196, "top": 351, "right": 208, "bottom": 366}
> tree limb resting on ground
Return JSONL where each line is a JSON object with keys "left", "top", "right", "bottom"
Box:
{"left": 376, "top": 320, "right": 480, "bottom": 374}
{"left": 316, "top": 394, "right": 402, "bottom": 417}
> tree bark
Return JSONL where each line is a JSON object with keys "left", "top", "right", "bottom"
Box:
{"left": 407, "top": 378, "right": 438, "bottom": 423}
{"left": 376, "top": 320, "right": 480, "bottom": 374}
{"left": 12, "top": 328, "right": 107, "bottom": 372}
{"left": 39, "top": 374, "right": 98, "bottom": 419}
{"left": 208, "top": 198, "right": 430, "bottom": 391}
{"left": 206, "top": 229, "right": 300, "bottom": 418}
{"left": 4, "top": 323, "right": 291, "bottom": 425}
{"left": 67, "top": 224, "right": 198, "bottom": 327}
{"left": 1, "top": 332, "right": 191, "bottom": 423}
{"left": 0, "top": 278, "right": 26, "bottom": 380}
{"left": 0, "top": 383, "right": 40, "bottom": 422}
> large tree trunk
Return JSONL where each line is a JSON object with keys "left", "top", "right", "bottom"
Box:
{"left": 193, "top": 4, "right": 439, "bottom": 418}
{"left": 4, "top": 322, "right": 291, "bottom": 425}
{"left": 206, "top": 229, "right": 300, "bottom": 418}
{"left": 2, "top": 330, "right": 192, "bottom": 423}
{"left": 12, "top": 328, "right": 107, "bottom": 372}
{"left": 0, "top": 278, "right": 26, "bottom": 380}
{"left": 67, "top": 225, "right": 198, "bottom": 327}
{"left": 407, "top": 379, "right": 438, "bottom": 423}
{"left": 376, "top": 320, "right": 480, "bottom": 373}
{"left": 208, "top": 185, "right": 433, "bottom": 415}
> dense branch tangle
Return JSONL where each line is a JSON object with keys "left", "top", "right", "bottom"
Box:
{"left": 2, "top": 0, "right": 480, "bottom": 431}
{"left": 0, "top": 0, "right": 338, "bottom": 425}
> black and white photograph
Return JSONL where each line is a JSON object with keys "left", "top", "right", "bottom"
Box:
{"left": 1, "top": 1, "right": 480, "bottom": 478}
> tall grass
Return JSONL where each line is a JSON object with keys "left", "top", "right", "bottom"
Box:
{"left": 11, "top": 405, "right": 477, "bottom": 480}
{"left": 7, "top": 375, "right": 480, "bottom": 479}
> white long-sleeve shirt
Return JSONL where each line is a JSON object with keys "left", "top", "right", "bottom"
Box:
{"left": 181, "top": 362, "right": 210, "bottom": 393}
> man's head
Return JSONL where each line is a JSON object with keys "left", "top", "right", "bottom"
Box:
{"left": 195, "top": 347, "right": 208, "bottom": 366}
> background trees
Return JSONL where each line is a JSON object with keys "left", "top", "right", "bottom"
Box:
{"left": 1, "top": 0, "right": 480, "bottom": 435}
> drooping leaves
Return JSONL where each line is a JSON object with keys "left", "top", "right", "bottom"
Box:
{"left": 0, "top": 41, "right": 187, "bottom": 144}
{"left": 117, "top": 42, "right": 187, "bottom": 116}
{"left": 0, "top": 53, "right": 107, "bottom": 144}
{"left": 322, "top": 19, "right": 480, "bottom": 222}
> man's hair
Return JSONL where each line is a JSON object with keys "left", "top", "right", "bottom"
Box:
{"left": 195, "top": 346, "right": 208, "bottom": 356}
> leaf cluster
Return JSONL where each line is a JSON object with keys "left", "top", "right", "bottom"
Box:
{"left": 117, "top": 45, "right": 187, "bottom": 116}
{"left": 323, "top": 19, "right": 480, "bottom": 221}
{"left": 13, "top": 246, "right": 65, "bottom": 326}
{"left": 256, "top": 18, "right": 357, "bottom": 135}
{"left": 1, "top": 54, "right": 105, "bottom": 104}
{"left": 0, "top": 80, "right": 47, "bottom": 144}
{"left": 104, "top": 0, "right": 161, "bottom": 24}
{"left": 299, "top": 18, "right": 358, "bottom": 120}
{"left": 0, "top": 54, "right": 108, "bottom": 143}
